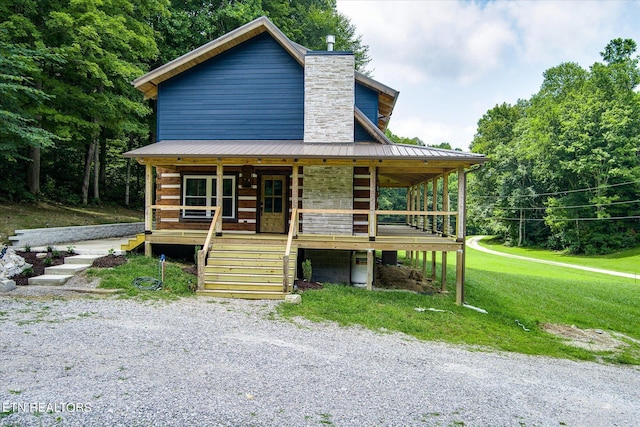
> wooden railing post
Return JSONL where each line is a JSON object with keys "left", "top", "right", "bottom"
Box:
{"left": 144, "top": 163, "right": 153, "bottom": 256}
{"left": 369, "top": 165, "right": 376, "bottom": 241}
{"left": 283, "top": 208, "right": 298, "bottom": 293}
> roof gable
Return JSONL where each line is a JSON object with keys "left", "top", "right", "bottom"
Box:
{"left": 133, "top": 16, "right": 399, "bottom": 132}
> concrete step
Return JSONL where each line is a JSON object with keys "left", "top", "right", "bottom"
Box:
{"left": 44, "top": 264, "right": 91, "bottom": 275}
{"left": 64, "top": 254, "right": 102, "bottom": 265}
{"left": 28, "top": 274, "right": 73, "bottom": 286}
{"left": 196, "top": 289, "right": 287, "bottom": 300}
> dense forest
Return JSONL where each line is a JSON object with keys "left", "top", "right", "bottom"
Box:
{"left": 469, "top": 39, "right": 640, "bottom": 254}
{"left": 1, "top": 2, "right": 638, "bottom": 254}
{"left": 0, "top": 0, "right": 369, "bottom": 205}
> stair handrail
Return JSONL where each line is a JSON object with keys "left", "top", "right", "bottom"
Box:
{"left": 282, "top": 207, "right": 298, "bottom": 293}
{"left": 197, "top": 207, "right": 222, "bottom": 291}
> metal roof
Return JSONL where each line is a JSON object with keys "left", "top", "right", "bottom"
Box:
{"left": 124, "top": 140, "right": 487, "bottom": 163}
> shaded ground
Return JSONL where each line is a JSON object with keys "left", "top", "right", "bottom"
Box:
{"left": 0, "top": 201, "right": 143, "bottom": 244}
{"left": 375, "top": 263, "right": 439, "bottom": 293}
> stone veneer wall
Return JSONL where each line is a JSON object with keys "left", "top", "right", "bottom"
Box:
{"left": 303, "top": 53, "right": 354, "bottom": 143}
{"left": 302, "top": 166, "right": 353, "bottom": 235}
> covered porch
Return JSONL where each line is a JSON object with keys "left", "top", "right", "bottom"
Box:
{"left": 126, "top": 141, "right": 485, "bottom": 303}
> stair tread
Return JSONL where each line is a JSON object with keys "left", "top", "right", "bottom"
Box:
{"left": 28, "top": 274, "right": 73, "bottom": 286}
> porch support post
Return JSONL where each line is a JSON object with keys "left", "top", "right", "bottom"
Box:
{"left": 406, "top": 185, "right": 412, "bottom": 261}
{"left": 368, "top": 165, "right": 376, "bottom": 241}
{"left": 441, "top": 172, "right": 449, "bottom": 292}
{"left": 366, "top": 248, "right": 374, "bottom": 290}
{"left": 456, "top": 165, "right": 467, "bottom": 305}
{"left": 292, "top": 163, "right": 299, "bottom": 237}
{"left": 216, "top": 162, "right": 223, "bottom": 236}
{"left": 405, "top": 188, "right": 411, "bottom": 226}
{"left": 144, "top": 163, "right": 153, "bottom": 257}
{"left": 422, "top": 181, "right": 427, "bottom": 231}
{"left": 291, "top": 164, "right": 299, "bottom": 208}
{"left": 430, "top": 178, "right": 437, "bottom": 281}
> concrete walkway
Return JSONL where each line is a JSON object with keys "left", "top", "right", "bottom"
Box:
{"left": 467, "top": 236, "right": 638, "bottom": 280}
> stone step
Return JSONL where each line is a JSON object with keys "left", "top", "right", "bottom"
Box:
{"left": 64, "top": 254, "right": 102, "bottom": 265}
{"left": 28, "top": 274, "right": 73, "bottom": 286}
{"left": 44, "top": 264, "right": 91, "bottom": 275}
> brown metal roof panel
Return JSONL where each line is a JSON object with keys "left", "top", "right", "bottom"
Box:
{"left": 123, "top": 140, "right": 487, "bottom": 162}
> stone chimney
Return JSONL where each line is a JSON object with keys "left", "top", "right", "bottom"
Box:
{"left": 303, "top": 51, "right": 354, "bottom": 143}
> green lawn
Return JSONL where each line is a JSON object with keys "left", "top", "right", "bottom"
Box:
{"left": 479, "top": 236, "right": 640, "bottom": 275}
{"left": 279, "top": 240, "right": 640, "bottom": 365}
{"left": 89, "top": 255, "right": 196, "bottom": 300}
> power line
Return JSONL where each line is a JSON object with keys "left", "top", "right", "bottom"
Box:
{"left": 478, "top": 199, "right": 640, "bottom": 211}
{"left": 471, "top": 179, "right": 640, "bottom": 200}
{"left": 492, "top": 215, "right": 640, "bottom": 222}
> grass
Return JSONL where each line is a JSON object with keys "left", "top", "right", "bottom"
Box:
{"left": 87, "top": 255, "right": 196, "bottom": 300}
{"left": 480, "top": 236, "right": 640, "bottom": 275}
{"left": 279, "top": 239, "right": 640, "bottom": 364}
{"left": 0, "top": 201, "right": 143, "bottom": 244}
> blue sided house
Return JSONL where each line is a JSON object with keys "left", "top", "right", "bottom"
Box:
{"left": 125, "top": 16, "right": 486, "bottom": 302}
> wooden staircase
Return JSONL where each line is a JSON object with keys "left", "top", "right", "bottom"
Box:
{"left": 197, "top": 238, "right": 297, "bottom": 299}
{"left": 121, "top": 233, "right": 145, "bottom": 252}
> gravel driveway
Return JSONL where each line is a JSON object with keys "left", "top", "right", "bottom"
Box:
{"left": 1, "top": 295, "right": 638, "bottom": 426}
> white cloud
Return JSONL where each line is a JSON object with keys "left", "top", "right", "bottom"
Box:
{"left": 339, "top": 0, "right": 518, "bottom": 84}
{"left": 337, "top": 0, "right": 640, "bottom": 150}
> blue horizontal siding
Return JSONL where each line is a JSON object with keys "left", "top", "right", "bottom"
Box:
{"left": 158, "top": 33, "right": 304, "bottom": 140}
{"left": 355, "top": 82, "right": 379, "bottom": 141}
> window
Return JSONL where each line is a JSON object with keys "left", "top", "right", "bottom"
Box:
{"left": 182, "top": 175, "right": 236, "bottom": 219}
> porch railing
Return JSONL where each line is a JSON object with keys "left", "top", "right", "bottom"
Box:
{"left": 196, "top": 207, "right": 222, "bottom": 291}
{"left": 288, "top": 209, "right": 459, "bottom": 240}
{"left": 282, "top": 207, "right": 298, "bottom": 293}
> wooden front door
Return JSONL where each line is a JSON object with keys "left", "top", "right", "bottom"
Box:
{"left": 259, "top": 175, "right": 287, "bottom": 233}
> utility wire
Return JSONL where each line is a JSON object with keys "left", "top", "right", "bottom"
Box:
{"left": 492, "top": 215, "right": 640, "bottom": 222}
{"left": 471, "top": 179, "right": 640, "bottom": 200}
{"left": 477, "top": 199, "right": 640, "bottom": 211}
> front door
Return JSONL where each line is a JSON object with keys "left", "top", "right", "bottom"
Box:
{"left": 260, "top": 175, "right": 287, "bottom": 233}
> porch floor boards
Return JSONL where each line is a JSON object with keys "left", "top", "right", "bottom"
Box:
{"left": 147, "top": 225, "right": 461, "bottom": 251}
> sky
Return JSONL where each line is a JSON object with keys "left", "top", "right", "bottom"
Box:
{"left": 336, "top": 0, "right": 640, "bottom": 151}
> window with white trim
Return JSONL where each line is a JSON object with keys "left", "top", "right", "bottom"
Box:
{"left": 182, "top": 175, "right": 236, "bottom": 219}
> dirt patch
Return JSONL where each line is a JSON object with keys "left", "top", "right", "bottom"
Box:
{"left": 295, "top": 279, "right": 323, "bottom": 292}
{"left": 92, "top": 255, "right": 127, "bottom": 268}
{"left": 375, "top": 264, "right": 439, "bottom": 294}
{"left": 542, "top": 323, "right": 628, "bottom": 352}
{"left": 182, "top": 265, "right": 198, "bottom": 276}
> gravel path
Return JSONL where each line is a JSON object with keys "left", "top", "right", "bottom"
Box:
{"left": 467, "top": 236, "right": 638, "bottom": 280}
{"left": 1, "top": 295, "right": 639, "bottom": 427}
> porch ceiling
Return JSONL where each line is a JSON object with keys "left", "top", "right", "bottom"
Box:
{"left": 378, "top": 172, "right": 442, "bottom": 187}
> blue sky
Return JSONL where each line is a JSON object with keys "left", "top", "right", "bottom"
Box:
{"left": 337, "top": 0, "right": 640, "bottom": 150}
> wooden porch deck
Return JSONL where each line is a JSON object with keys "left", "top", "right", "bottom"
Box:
{"left": 145, "top": 224, "right": 462, "bottom": 252}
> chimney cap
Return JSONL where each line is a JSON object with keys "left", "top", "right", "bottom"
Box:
{"left": 326, "top": 34, "right": 335, "bottom": 51}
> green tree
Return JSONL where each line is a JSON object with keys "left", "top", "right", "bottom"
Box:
{"left": 469, "top": 39, "right": 640, "bottom": 253}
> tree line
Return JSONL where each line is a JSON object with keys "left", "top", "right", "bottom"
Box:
{"left": 0, "top": 0, "right": 369, "bottom": 206}
{"left": 468, "top": 39, "right": 640, "bottom": 254}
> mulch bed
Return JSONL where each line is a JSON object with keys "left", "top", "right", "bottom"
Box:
{"left": 91, "top": 255, "right": 127, "bottom": 268}
{"left": 10, "top": 251, "right": 127, "bottom": 286}
{"left": 295, "top": 279, "right": 323, "bottom": 292}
